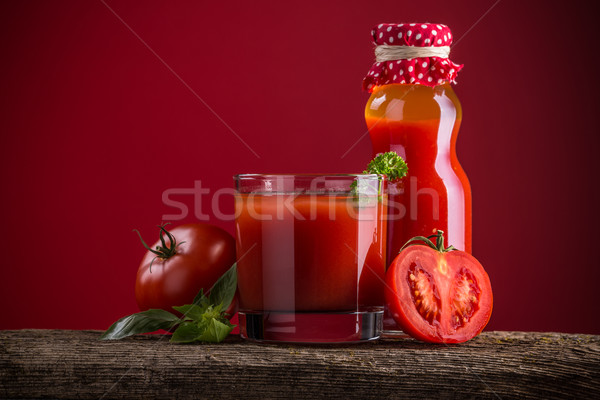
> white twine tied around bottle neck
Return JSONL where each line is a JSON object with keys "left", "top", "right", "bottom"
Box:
{"left": 375, "top": 45, "right": 450, "bottom": 62}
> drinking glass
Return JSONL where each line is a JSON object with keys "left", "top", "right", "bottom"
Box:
{"left": 234, "top": 174, "right": 386, "bottom": 343}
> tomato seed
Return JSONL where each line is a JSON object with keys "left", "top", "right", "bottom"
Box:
{"left": 451, "top": 268, "right": 480, "bottom": 330}
{"left": 407, "top": 265, "right": 441, "bottom": 325}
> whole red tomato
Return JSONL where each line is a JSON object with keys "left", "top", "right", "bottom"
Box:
{"left": 385, "top": 231, "right": 493, "bottom": 343}
{"left": 134, "top": 223, "right": 237, "bottom": 315}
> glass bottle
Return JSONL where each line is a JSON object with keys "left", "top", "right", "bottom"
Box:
{"left": 363, "top": 23, "right": 472, "bottom": 333}
{"left": 366, "top": 83, "right": 472, "bottom": 259}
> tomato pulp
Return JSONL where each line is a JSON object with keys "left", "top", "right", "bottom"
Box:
{"left": 385, "top": 242, "right": 493, "bottom": 343}
{"left": 235, "top": 188, "right": 387, "bottom": 342}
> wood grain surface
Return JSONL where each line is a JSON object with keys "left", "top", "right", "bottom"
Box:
{"left": 1, "top": 330, "right": 598, "bottom": 399}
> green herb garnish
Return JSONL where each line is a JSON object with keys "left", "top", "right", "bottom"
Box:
{"left": 100, "top": 264, "right": 237, "bottom": 343}
{"left": 352, "top": 151, "right": 408, "bottom": 193}
{"left": 363, "top": 151, "right": 408, "bottom": 180}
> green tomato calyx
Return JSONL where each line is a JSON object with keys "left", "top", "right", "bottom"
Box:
{"left": 133, "top": 223, "right": 185, "bottom": 272}
{"left": 400, "top": 230, "right": 458, "bottom": 254}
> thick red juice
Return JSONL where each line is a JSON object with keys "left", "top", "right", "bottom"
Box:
{"left": 366, "top": 84, "right": 472, "bottom": 258}
{"left": 235, "top": 191, "right": 386, "bottom": 342}
{"left": 366, "top": 84, "right": 472, "bottom": 333}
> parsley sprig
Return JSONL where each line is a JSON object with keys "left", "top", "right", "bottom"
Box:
{"left": 352, "top": 151, "right": 408, "bottom": 193}
{"left": 363, "top": 151, "right": 408, "bottom": 180}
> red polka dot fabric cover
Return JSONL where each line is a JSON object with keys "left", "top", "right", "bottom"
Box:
{"left": 363, "top": 23, "right": 463, "bottom": 91}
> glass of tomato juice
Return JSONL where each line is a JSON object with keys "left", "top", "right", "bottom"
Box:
{"left": 234, "top": 174, "right": 387, "bottom": 343}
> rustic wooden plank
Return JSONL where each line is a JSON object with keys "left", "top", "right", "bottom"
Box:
{"left": 0, "top": 330, "right": 598, "bottom": 399}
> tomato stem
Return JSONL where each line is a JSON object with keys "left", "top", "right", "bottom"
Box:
{"left": 133, "top": 223, "right": 184, "bottom": 273}
{"left": 400, "top": 230, "right": 458, "bottom": 253}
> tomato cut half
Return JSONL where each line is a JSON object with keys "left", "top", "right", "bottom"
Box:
{"left": 385, "top": 232, "right": 493, "bottom": 343}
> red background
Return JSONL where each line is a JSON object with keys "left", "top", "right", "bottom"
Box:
{"left": 1, "top": 0, "right": 598, "bottom": 334}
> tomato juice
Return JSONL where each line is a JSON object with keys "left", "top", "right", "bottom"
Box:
{"left": 234, "top": 174, "right": 386, "bottom": 342}
{"left": 366, "top": 84, "right": 472, "bottom": 259}
{"left": 366, "top": 84, "right": 472, "bottom": 334}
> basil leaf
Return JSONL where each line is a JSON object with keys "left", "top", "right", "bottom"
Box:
{"left": 172, "top": 304, "right": 206, "bottom": 321}
{"left": 100, "top": 309, "right": 180, "bottom": 340}
{"left": 170, "top": 321, "right": 202, "bottom": 343}
{"left": 208, "top": 263, "right": 237, "bottom": 311}
{"left": 196, "top": 318, "right": 235, "bottom": 343}
{"left": 192, "top": 288, "right": 205, "bottom": 307}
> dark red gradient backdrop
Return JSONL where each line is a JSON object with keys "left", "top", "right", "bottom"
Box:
{"left": 1, "top": 1, "right": 598, "bottom": 333}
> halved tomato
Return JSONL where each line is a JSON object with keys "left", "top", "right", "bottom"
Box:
{"left": 385, "top": 231, "right": 493, "bottom": 343}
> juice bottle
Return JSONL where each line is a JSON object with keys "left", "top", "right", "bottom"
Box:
{"left": 363, "top": 23, "right": 472, "bottom": 332}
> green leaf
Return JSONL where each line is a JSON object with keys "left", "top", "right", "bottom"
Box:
{"left": 202, "top": 305, "right": 224, "bottom": 324}
{"left": 208, "top": 263, "right": 237, "bottom": 311}
{"left": 192, "top": 288, "right": 205, "bottom": 306}
{"left": 196, "top": 318, "right": 235, "bottom": 343}
{"left": 100, "top": 309, "right": 180, "bottom": 340}
{"left": 365, "top": 151, "right": 408, "bottom": 182}
{"left": 102, "top": 263, "right": 238, "bottom": 344}
{"left": 351, "top": 151, "right": 407, "bottom": 196}
{"left": 172, "top": 304, "right": 207, "bottom": 321}
{"left": 170, "top": 321, "right": 202, "bottom": 343}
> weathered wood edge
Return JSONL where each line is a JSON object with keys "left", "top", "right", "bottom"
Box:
{"left": 1, "top": 330, "right": 599, "bottom": 400}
